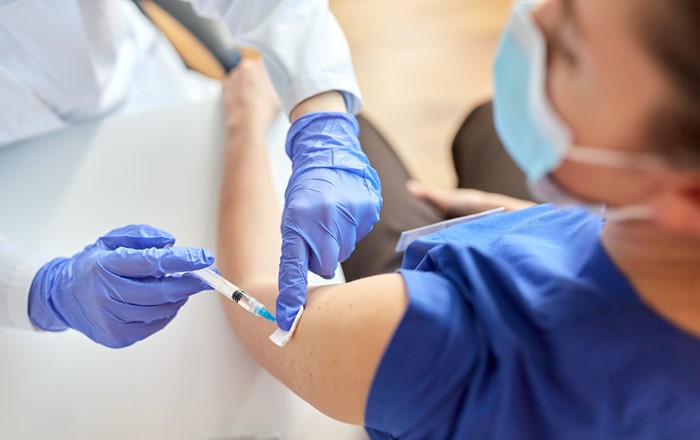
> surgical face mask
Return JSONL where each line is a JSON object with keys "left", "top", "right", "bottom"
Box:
{"left": 493, "top": 0, "right": 569, "bottom": 184}
{"left": 492, "top": 0, "right": 662, "bottom": 221}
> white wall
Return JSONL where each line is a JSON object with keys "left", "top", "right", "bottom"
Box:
{"left": 0, "top": 98, "right": 364, "bottom": 440}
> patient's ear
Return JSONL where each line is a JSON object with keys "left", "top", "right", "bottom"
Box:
{"left": 653, "top": 173, "right": 700, "bottom": 236}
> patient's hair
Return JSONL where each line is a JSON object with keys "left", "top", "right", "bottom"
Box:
{"left": 639, "top": 0, "right": 700, "bottom": 166}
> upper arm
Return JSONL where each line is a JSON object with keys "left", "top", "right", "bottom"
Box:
{"left": 224, "top": 273, "right": 408, "bottom": 425}
{"left": 225, "top": 267, "right": 487, "bottom": 436}
{"left": 286, "top": 274, "right": 408, "bottom": 424}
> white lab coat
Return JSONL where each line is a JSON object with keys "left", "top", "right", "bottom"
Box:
{"left": 0, "top": 0, "right": 361, "bottom": 330}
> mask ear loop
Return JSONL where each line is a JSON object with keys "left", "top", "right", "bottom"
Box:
{"left": 564, "top": 148, "right": 663, "bottom": 223}
{"left": 567, "top": 146, "right": 662, "bottom": 171}
{"left": 604, "top": 205, "right": 655, "bottom": 223}
{"left": 570, "top": 146, "right": 666, "bottom": 223}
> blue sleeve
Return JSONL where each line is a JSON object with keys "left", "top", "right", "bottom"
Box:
{"left": 365, "top": 269, "right": 487, "bottom": 438}
{"left": 402, "top": 204, "right": 557, "bottom": 270}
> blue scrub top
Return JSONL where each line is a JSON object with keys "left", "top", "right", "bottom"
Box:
{"left": 365, "top": 205, "right": 700, "bottom": 439}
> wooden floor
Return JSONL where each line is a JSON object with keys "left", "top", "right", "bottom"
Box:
{"left": 330, "top": 0, "right": 512, "bottom": 188}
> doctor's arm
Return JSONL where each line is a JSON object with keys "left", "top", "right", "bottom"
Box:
{"left": 185, "top": 0, "right": 360, "bottom": 117}
{"left": 0, "top": 229, "right": 215, "bottom": 348}
{"left": 216, "top": 61, "right": 405, "bottom": 423}
{"left": 186, "top": 0, "right": 383, "bottom": 332}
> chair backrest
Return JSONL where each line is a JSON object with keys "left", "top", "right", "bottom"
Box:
{"left": 133, "top": 0, "right": 241, "bottom": 78}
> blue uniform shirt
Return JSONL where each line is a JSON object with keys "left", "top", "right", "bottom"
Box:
{"left": 365, "top": 205, "right": 700, "bottom": 439}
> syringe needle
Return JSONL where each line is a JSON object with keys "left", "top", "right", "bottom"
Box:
{"left": 191, "top": 268, "right": 276, "bottom": 322}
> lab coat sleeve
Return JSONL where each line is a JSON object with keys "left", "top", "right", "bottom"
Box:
{"left": 185, "top": 0, "right": 362, "bottom": 117}
{"left": 0, "top": 233, "right": 52, "bottom": 330}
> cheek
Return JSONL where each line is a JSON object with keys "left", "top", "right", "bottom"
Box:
{"left": 546, "top": 40, "right": 659, "bottom": 150}
{"left": 547, "top": 58, "right": 599, "bottom": 145}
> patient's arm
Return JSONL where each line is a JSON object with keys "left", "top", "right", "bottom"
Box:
{"left": 216, "top": 59, "right": 407, "bottom": 424}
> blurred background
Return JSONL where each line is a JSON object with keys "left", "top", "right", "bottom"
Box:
{"left": 140, "top": 0, "right": 513, "bottom": 188}
{"left": 331, "top": 0, "right": 512, "bottom": 189}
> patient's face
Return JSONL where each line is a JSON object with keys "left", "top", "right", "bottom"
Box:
{"left": 533, "top": 0, "right": 672, "bottom": 206}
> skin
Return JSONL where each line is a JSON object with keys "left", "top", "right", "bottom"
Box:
{"left": 216, "top": 0, "right": 700, "bottom": 428}
{"left": 290, "top": 90, "right": 347, "bottom": 122}
{"left": 218, "top": 59, "right": 406, "bottom": 424}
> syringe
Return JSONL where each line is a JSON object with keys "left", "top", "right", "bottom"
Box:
{"left": 192, "top": 268, "right": 276, "bottom": 322}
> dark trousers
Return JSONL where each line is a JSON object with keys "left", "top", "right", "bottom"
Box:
{"left": 342, "top": 102, "right": 530, "bottom": 281}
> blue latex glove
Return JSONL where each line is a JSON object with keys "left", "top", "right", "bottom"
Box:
{"left": 277, "top": 112, "right": 382, "bottom": 330}
{"left": 28, "top": 225, "right": 214, "bottom": 348}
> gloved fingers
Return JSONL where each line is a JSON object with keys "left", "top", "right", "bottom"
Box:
{"left": 99, "top": 315, "right": 177, "bottom": 349}
{"left": 99, "top": 247, "right": 214, "bottom": 278}
{"left": 337, "top": 244, "right": 356, "bottom": 266}
{"left": 96, "top": 225, "right": 176, "bottom": 251}
{"left": 307, "top": 236, "right": 341, "bottom": 279}
{"left": 337, "top": 174, "right": 381, "bottom": 242}
{"left": 355, "top": 185, "right": 383, "bottom": 241}
{"left": 105, "top": 298, "right": 187, "bottom": 324}
{"left": 110, "top": 274, "right": 210, "bottom": 305}
{"left": 336, "top": 207, "right": 359, "bottom": 263}
{"left": 277, "top": 231, "right": 310, "bottom": 331}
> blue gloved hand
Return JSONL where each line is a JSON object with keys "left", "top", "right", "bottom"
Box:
{"left": 28, "top": 225, "right": 214, "bottom": 348}
{"left": 277, "top": 112, "right": 382, "bottom": 330}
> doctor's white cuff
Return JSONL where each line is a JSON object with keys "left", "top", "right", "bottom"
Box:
{"left": 0, "top": 239, "right": 52, "bottom": 331}
{"left": 281, "top": 73, "right": 363, "bottom": 118}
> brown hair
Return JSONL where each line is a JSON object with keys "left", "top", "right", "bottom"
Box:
{"left": 641, "top": 0, "right": 700, "bottom": 166}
